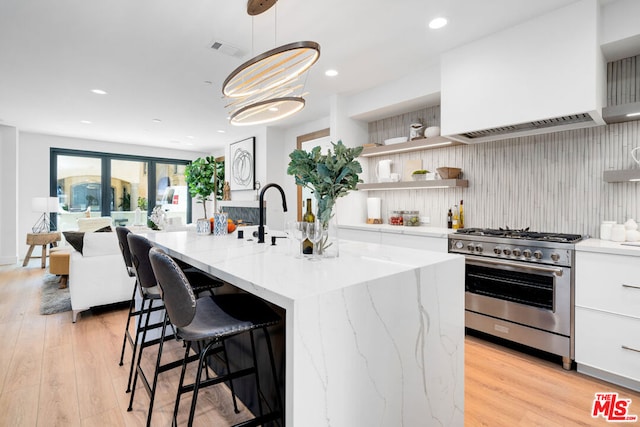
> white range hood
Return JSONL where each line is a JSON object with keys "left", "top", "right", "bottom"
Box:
{"left": 440, "top": 0, "right": 605, "bottom": 144}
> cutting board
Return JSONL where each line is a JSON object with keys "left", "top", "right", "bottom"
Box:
{"left": 403, "top": 159, "right": 422, "bottom": 182}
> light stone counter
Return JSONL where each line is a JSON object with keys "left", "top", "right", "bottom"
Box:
{"left": 145, "top": 230, "right": 465, "bottom": 427}
{"left": 576, "top": 238, "right": 640, "bottom": 257}
{"left": 340, "top": 223, "right": 454, "bottom": 238}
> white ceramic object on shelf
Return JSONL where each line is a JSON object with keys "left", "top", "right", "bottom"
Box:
{"left": 384, "top": 136, "right": 408, "bottom": 145}
{"left": 624, "top": 218, "right": 638, "bottom": 230}
{"left": 610, "top": 224, "right": 626, "bottom": 242}
{"left": 631, "top": 146, "right": 640, "bottom": 166}
{"left": 424, "top": 126, "right": 441, "bottom": 138}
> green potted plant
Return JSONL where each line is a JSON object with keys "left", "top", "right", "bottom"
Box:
{"left": 185, "top": 156, "right": 217, "bottom": 219}
{"left": 287, "top": 140, "right": 363, "bottom": 257}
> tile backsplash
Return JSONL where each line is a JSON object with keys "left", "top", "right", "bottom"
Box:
{"left": 366, "top": 122, "right": 639, "bottom": 237}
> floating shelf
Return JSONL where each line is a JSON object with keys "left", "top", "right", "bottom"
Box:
{"left": 357, "top": 179, "right": 468, "bottom": 191}
{"left": 360, "top": 136, "right": 461, "bottom": 157}
{"left": 603, "top": 169, "right": 640, "bottom": 182}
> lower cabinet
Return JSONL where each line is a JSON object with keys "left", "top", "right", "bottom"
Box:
{"left": 575, "top": 250, "right": 640, "bottom": 391}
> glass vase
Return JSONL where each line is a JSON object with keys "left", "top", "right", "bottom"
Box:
{"left": 317, "top": 207, "right": 339, "bottom": 258}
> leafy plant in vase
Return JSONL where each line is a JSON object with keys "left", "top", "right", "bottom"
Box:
{"left": 185, "top": 156, "right": 218, "bottom": 233}
{"left": 287, "top": 140, "right": 363, "bottom": 257}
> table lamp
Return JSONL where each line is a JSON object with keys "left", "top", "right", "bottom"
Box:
{"left": 32, "top": 196, "right": 59, "bottom": 233}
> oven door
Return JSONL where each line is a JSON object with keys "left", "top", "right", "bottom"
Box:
{"left": 464, "top": 255, "right": 571, "bottom": 336}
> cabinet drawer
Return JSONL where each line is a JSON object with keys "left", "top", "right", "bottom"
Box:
{"left": 575, "top": 307, "right": 640, "bottom": 383}
{"left": 575, "top": 252, "right": 640, "bottom": 317}
{"left": 380, "top": 233, "right": 446, "bottom": 252}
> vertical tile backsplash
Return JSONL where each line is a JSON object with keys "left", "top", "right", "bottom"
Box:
{"left": 366, "top": 121, "right": 640, "bottom": 236}
{"left": 366, "top": 55, "right": 640, "bottom": 237}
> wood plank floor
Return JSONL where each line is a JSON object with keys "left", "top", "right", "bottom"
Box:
{"left": 1, "top": 261, "right": 639, "bottom": 426}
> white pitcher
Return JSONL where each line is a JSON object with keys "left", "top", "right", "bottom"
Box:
{"left": 376, "top": 159, "right": 392, "bottom": 182}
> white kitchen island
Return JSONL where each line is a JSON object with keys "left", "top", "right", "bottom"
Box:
{"left": 145, "top": 230, "right": 465, "bottom": 427}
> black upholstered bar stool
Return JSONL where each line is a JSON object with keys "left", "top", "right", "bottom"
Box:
{"left": 148, "top": 247, "right": 283, "bottom": 427}
{"left": 126, "top": 234, "right": 225, "bottom": 426}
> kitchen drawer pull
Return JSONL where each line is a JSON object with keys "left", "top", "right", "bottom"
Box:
{"left": 621, "top": 345, "right": 640, "bottom": 353}
{"left": 622, "top": 283, "right": 640, "bottom": 290}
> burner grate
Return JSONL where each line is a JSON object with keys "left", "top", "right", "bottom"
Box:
{"left": 455, "top": 228, "right": 583, "bottom": 243}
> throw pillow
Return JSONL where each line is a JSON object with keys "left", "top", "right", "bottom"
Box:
{"left": 63, "top": 231, "right": 84, "bottom": 254}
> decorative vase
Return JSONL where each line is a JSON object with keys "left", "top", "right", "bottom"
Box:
{"left": 317, "top": 206, "right": 339, "bottom": 258}
{"left": 196, "top": 218, "right": 211, "bottom": 235}
{"left": 213, "top": 212, "right": 228, "bottom": 236}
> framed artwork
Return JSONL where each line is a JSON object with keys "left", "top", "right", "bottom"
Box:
{"left": 229, "top": 137, "right": 255, "bottom": 191}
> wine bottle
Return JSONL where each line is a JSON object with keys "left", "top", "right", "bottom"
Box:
{"left": 302, "top": 198, "right": 315, "bottom": 254}
{"left": 452, "top": 204, "right": 459, "bottom": 230}
{"left": 447, "top": 209, "right": 453, "bottom": 229}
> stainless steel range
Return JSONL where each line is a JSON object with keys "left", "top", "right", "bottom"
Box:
{"left": 448, "top": 228, "right": 584, "bottom": 370}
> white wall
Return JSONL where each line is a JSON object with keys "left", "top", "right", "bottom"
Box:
{"left": 15, "top": 132, "right": 208, "bottom": 262}
{"left": 0, "top": 125, "right": 18, "bottom": 265}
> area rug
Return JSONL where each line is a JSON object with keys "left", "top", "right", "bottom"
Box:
{"left": 40, "top": 274, "right": 71, "bottom": 315}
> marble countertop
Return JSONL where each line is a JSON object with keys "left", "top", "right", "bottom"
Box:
{"left": 339, "top": 223, "right": 454, "bottom": 238}
{"left": 576, "top": 238, "right": 640, "bottom": 257}
{"left": 144, "top": 230, "right": 461, "bottom": 310}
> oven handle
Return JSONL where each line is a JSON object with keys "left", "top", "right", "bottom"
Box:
{"left": 465, "top": 255, "right": 564, "bottom": 277}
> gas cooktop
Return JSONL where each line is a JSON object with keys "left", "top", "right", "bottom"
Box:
{"left": 454, "top": 228, "right": 583, "bottom": 244}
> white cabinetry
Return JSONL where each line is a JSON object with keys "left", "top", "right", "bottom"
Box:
{"left": 575, "top": 251, "right": 640, "bottom": 391}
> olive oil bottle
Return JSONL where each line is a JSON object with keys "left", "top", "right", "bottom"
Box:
{"left": 302, "top": 198, "right": 315, "bottom": 254}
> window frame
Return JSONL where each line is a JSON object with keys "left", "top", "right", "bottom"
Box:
{"left": 50, "top": 147, "right": 192, "bottom": 226}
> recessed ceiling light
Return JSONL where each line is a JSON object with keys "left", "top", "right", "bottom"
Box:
{"left": 217, "top": 130, "right": 226, "bottom": 133}
{"left": 325, "top": 69, "right": 339, "bottom": 77}
{"left": 626, "top": 112, "right": 640, "bottom": 117}
{"left": 80, "top": 120, "right": 92, "bottom": 124}
{"left": 91, "top": 89, "right": 108, "bottom": 95}
{"left": 428, "top": 17, "right": 448, "bottom": 29}
{"left": 152, "top": 118, "right": 162, "bottom": 123}
{"left": 186, "top": 135, "right": 194, "bottom": 139}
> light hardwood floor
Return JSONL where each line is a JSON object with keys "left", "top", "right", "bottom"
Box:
{"left": 1, "top": 261, "right": 639, "bottom": 426}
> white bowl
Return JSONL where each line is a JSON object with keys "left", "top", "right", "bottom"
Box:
{"left": 384, "top": 136, "right": 408, "bottom": 145}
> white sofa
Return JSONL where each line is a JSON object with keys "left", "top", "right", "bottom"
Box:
{"left": 67, "top": 219, "right": 135, "bottom": 322}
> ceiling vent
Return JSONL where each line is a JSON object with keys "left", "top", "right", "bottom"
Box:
{"left": 210, "top": 40, "right": 243, "bottom": 58}
{"left": 456, "top": 113, "right": 599, "bottom": 142}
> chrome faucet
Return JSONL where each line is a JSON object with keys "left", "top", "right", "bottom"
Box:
{"left": 258, "top": 183, "right": 287, "bottom": 243}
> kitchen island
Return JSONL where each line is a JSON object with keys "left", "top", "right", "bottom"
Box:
{"left": 145, "top": 230, "right": 465, "bottom": 426}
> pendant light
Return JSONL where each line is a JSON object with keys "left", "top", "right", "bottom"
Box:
{"left": 222, "top": 1, "right": 320, "bottom": 126}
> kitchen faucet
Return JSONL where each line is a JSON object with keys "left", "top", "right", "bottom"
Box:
{"left": 258, "top": 183, "right": 287, "bottom": 243}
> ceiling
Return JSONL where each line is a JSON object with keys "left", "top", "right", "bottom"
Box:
{"left": 0, "top": 0, "right": 582, "bottom": 152}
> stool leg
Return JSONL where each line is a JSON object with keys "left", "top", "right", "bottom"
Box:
{"left": 145, "top": 312, "right": 169, "bottom": 427}
{"left": 40, "top": 245, "right": 46, "bottom": 269}
{"left": 128, "top": 297, "right": 154, "bottom": 412}
{"left": 22, "top": 245, "right": 35, "bottom": 267}
{"left": 172, "top": 341, "right": 192, "bottom": 427}
{"left": 221, "top": 340, "right": 240, "bottom": 414}
{"left": 188, "top": 340, "right": 218, "bottom": 426}
{"left": 125, "top": 290, "right": 146, "bottom": 393}
{"left": 119, "top": 282, "right": 137, "bottom": 366}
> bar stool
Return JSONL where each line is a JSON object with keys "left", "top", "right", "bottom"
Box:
{"left": 148, "top": 247, "right": 283, "bottom": 427}
{"left": 126, "top": 234, "right": 224, "bottom": 426}
{"left": 118, "top": 228, "right": 224, "bottom": 394}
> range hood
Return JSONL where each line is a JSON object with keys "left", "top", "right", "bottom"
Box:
{"left": 451, "top": 112, "right": 603, "bottom": 144}
{"left": 440, "top": 0, "right": 605, "bottom": 144}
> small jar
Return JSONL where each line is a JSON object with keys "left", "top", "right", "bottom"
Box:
{"left": 389, "top": 210, "right": 404, "bottom": 226}
{"left": 600, "top": 221, "right": 616, "bottom": 240}
{"left": 403, "top": 211, "right": 420, "bottom": 226}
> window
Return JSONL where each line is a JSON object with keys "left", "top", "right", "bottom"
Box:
{"left": 51, "top": 148, "right": 191, "bottom": 230}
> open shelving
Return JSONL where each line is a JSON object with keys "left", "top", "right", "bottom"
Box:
{"left": 360, "top": 136, "right": 461, "bottom": 157}
{"left": 357, "top": 179, "right": 468, "bottom": 191}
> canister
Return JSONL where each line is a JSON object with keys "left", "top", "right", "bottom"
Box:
{"left": 599, "top": 221, "right": 616, "bottom": 240}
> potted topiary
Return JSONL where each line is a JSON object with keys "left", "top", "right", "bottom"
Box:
{"left": 185, "top": 156, "right": 217, "bottom": 233}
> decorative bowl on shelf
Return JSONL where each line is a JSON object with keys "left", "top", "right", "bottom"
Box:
{"left": 436, "top": 167, "right": 461, "bottom": 179}
{"left": 411, "top": 169, "right": 429, "bottom": 181}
